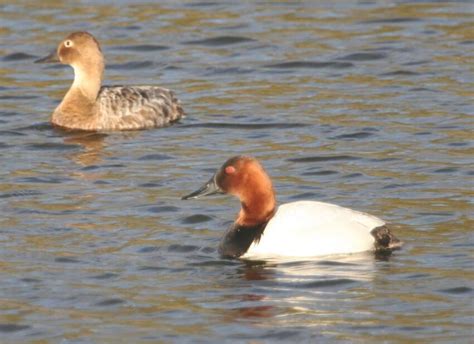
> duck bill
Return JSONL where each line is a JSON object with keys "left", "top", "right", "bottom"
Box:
{"left": 182, "top": 175, "right": 223, "bottom": 200}
{"left": 35, "top": 51, "right": 60, "bottom": 64}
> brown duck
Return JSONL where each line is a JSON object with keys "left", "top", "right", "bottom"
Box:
{"left": 36, "top": 32, "right": 184, "bottom": 131}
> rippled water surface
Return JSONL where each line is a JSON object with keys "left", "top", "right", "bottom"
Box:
{"left": 1, "top": 1, "right": 473, "bottom": 343}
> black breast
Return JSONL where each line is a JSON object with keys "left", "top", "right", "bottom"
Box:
{"left": 218, "top": 221, "right": 269, "bottom": 259}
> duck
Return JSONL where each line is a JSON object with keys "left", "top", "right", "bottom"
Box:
{"left": 182, "top": 155, "right": 402, "bottom": 259}
{"left": 35, "top": 31, "right": 184, "bottom": 131}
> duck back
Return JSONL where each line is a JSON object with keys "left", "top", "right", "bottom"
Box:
{"left": 96, "top": 85, "right": 184, "bottom": 130}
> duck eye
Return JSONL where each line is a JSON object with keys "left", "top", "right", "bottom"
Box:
{"left": 225, "top": 166, "right": 236, "bottom": 174}
{"left": 64, "top": 40, "right": 73, "bottom": 48}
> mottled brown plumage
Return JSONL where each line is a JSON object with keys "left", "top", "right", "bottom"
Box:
{"left": 36, "top": 32, "right": 184, "bottom": 131}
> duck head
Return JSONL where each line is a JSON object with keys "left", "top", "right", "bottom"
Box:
{"left": 36, "top": 31, "right": 103, "bottom": 66}
{"left": 35, "top": 31, "right": 104, "bottom": 101}
{"left": 182, "top": 156, "right": 276, "bottom": 226}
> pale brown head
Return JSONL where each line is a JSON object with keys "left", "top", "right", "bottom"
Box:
{"left": 182, "top": 156, "right": 277, "bottom": 226}
{"left": 36, "top": 32, "right": 105, "bottom": 101}
{"left": 36, "top": 31, "right": 103, "bottom": 67}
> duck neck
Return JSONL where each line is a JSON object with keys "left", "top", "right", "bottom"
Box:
{"left": 236, "top": 186, "right": 276, "bottom": 228}
{"left": 69, "top": 60, "right": 103, "bottom": 102}
{"left": 54, "top": 61, "right": 103, "bottom": 128}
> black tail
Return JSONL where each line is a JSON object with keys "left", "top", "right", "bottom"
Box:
{"left": 371, "top": 225, "right": 403, "bottom": 252}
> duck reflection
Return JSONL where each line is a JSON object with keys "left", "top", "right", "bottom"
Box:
{"left": 61, "top": 130, "right": 108, "bottom": 166}
{"left": 221, "top": 253, "right": 380, "bottom": 321}
{"left": 54, "top": 127, "right": 141, "bottom": 168}
{"left": 239, "top": 253, "right": 377, "bottom": 283}
{"left": 238, "top": 259, "right": 275, "bottom": 281}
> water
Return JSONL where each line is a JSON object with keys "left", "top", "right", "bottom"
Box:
{"left": 1, "top": 1, "right": 473, "bottom": 342}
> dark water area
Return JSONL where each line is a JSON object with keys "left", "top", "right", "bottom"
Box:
{"left": 0, "top": 1, "right": 473, "bottom": 343}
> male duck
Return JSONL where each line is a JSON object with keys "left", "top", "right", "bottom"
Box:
{"left": 182, "top": 156, "right": 402, "bottom": 259}
{"left": 36, "top": 32, "right": 184, "bottom": 131}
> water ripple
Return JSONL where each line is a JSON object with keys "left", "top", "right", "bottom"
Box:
{"left": 205, "top": 67, "right": 255, "bottom": 75}
{"left": 138, "top": 153, "right": 173, "bottom": 161}
{"left": 138, "top": 246, "right": 161, "bottom": 253}
{"left": 107, "top": 61, "right": 155, "bottom": 70}
{"left": 338, "top": 52, "right": 387, "bottom": 61}
{"left": 0, "top": 130, "right": 27, "bottom": 136}
{"left": 330, "top": 131, "right": 375, "bottom": 140}
{"left": 80, "top": 164, "right": 126, "bottom": 171}
{"left": 95, "top": 298, "right": 125, "bottom": 307}
{"left": 264, "top": 61, "right": 353, "bottom": 69}
{"left": 54, "top": 257, "right": 81, "bottom": 263}
{"left": 19, "top": 176, "right": 70, "bottom": 184}
{"left": 0, "top": 95, "right": 38, "bottom": 100}
{"left": 26, "top": 142, "right": 79, "bottom": 151}
{"left": 438, "top": 287, "right": 473, "bottom": 295}
{"left": 167, "top": 244, "right": 201, "bottom": 253}
{"left": 180, "top": 214, "right": 213, "bottom": 224}
{"left": 360, "top": 17, "right": 421, "bottom": 24}
{"left": 184, "top": 35, "right": 255, "bottom": 46}
{"left": 89, "top": 273, "right": 119, "bottom": 280}
{"left": 287, "top": 155, "right": 360, "bottom": 163}
{"left": 0, "top": 324, "right": 30, "bottom": 333}
{"left": 181, "top": 122, "right": 307, "bottom": 129}
{"left": 381, "top": 70, "right": 419, "bottom": 76}
{"left": 302, "top": 170, "right": 338, "bottom": 176}
{"left": 278, "top": 278, "right": 357, "bottom": 289}
{"left": 148, "top": 206, "right": 180, "bottom": 213}
{"left": 113, "top": 44, "right": 169, "bottom": 52}
{"left": 2, "top": 52, "right": 36, "bottom": 61}
{"left": 0, "top": 190, "right": 42, "bottom": 199}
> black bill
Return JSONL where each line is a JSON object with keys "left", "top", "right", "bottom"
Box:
{"left": 182, "top": 174, "right": 222, "bottom": 200}
{"left": 35, "top": 50, "right": 59, "bottom": 64}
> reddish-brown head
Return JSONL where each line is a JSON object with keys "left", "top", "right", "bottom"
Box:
{"left": 182, "top": 156, "right": 276, "bottom": 226}
{"left": 215, "top": 156, "right": 270, "bottom": 198}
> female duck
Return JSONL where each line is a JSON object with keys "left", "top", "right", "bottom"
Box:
{"left": 182, "top": 156, "right": 402, "bottom": 259}
{"left": 36, "top": 32, "right": 184, "bottom": 131}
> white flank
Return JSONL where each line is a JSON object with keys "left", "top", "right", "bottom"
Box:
{"left": 242, "top": 201, "right": 385, "bottom": 259}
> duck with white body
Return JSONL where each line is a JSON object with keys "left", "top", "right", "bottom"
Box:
{"left": 182, "top": 156, "right": 402, "bottom": 259}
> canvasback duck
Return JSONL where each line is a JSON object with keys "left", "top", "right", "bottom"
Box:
{"left": 182, "top": 156, "right": 402, "bottom": 259}
{"left": 35, "top": 31, "right": 184, "bottom": 131}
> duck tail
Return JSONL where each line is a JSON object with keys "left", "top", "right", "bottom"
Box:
{"left": 170, "top": 90, "right": 185, "bottom": 121}
{"left": 371, "top": 225, "right": 403, "bottom": 252}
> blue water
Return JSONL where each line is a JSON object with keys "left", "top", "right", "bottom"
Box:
{"left": 0, "top": 1, "right": 473, "bottom": 342}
